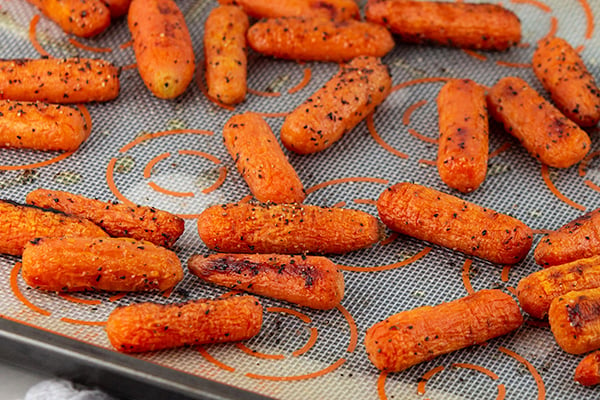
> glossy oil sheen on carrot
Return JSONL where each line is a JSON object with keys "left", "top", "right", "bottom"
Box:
{"left": 28, "top": 0, "right": 111, "bottom": 37}
{"left": 217, "top": 0, "right": 360, "bottom": 20}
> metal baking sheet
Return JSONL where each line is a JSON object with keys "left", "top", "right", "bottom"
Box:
{"left": 1, "top": 0, "right": 600, "bottom": 399}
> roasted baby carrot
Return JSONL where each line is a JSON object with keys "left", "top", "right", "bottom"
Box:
{"left": 549, "top": 287, "right": 600, "bottom": 354}
{"left": 575, "top": 351, "right": 600, "bottom": 386}
{"left": 223, "top": 113, "right": 305, "bottom": 204}
{"left": 533, "top": 37, "right": 600, "bottom": 128}
{"left": 487, "top": 76, "right": 591, "bottom": 169}
{"left": 365, "top": 0, "right": 521, "bottom": 51}
{"left": 0, "top": 199, "right": 107, "bottom": 256}
{"left": 26, "top": 188, "right": 184, "bottom": 248}
{"left": 197, "top": 202, "right": 381, "bottom": 254}
{"left": 281, "top": 56, "right": 391, "bottom": 154}
{"left": 534, "top": 207, "right": 600, "bottom": 267}
{"left": 377, "top": 182, "right": 533, "bottom": 264}
{"left": 517, "top": 255, "right": 600, "bottom": 319}
{"left": 22, "top": 236, "right": 183, "bottom": 292}
{"left": 436, "top": 78, "right": 489, "bottom": 193}
{"left": 188, "top": 253, "right": 344, "bottom": 310}
{"left": 204, "top": 5, "right": 249, "bottom": 105}
{"left": 217, "top": 0, "right": 360, "bottom": 20}
{"left": 365, "top": 289, "right": 523, "bottom": 372}
{"left": 27, "top": 0, "right": 110, "bottom": 38}
{"left": 103, "top": 0, "right": 131, "bottom": 17}
{"left": 106, "top": 295, "right": 263, "bottom": 353}
{"left": 247, "top": 16, "right": 395, "bottom": 62}
{"left": 0, "top": 58, "right": 120, "bottom": 104}
{"left": 0, "top": 100, "right": 90, "bottom": 151}
{"left": 128, "top": 0, "right": 195, "bottom": 99}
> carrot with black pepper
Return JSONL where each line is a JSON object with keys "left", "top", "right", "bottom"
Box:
{"left": 533, "top": 36, "right": 600, "bottom": 128}
{"left": 22, "top": 236, "right": 183, "bottom": 292}
{"left": 247, "top": 16, "right": 394, "bottom": 63}
{"left": 188, "top": 253, "right": 344, "bottom": 310}
{"left": 377, "top": 182, "right": 533, "bottom": 264}
{"left": 27, "top": 0, "right": 111, "bottom": 38}
{"left": 0, "top": 199, "right": 107, "bottom": 256}
{"left": 223, "top": 113, "right": 305, "bottom": 204}
{"left": 105, "top": 295, "right": 263, "bottom": 353}
{"left": 0, "top": 58, "right": 120, "bottom": 104}
{"left": 517, "top": 255, "right": 600, "bottom": 319}
{"left": 0, "top": 100, "right": 90, "bottom": 151}
{"left": 436, "top": 78, "right": 489, "bottom": 193}
{"left": 549, "top": 287, "right": 600, "bottom": 354}
{"left": 486, "top": 76, "right": 591, "bottom": 169}
{"left": 365, "top": 289, "right": 523, "bottom": 372}
{"left": 365, "top": 0, "right": 521, "bottom": 51}
{"left": 534, "top": 207, "right": 600, "bottom": 267}
{"left": 575, "top": 351, "right": 600, "bottom": 386}
{"left": 197, "top": 202, "right": 381, "bottom": 255}
{"left": 128, "top": 0, "right": 195, "bottom": 99}
{"left": 281, "top": 56, "right": 391, "bottom": 154}
{"left": 204, "top": 5, "right": 249, "bottom": 105}
{"left": 103, "top": 0, "right": 131, "bottom": 17}
{"left": 217, "top": 0, "right": 360, "bottom": 20}
{"left": 26, "top": 188, "right": 184, "bottom": 248}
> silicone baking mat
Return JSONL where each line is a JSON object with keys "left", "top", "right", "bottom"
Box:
{"left": 1, "top": 0, "right": 599, "bottom": 399}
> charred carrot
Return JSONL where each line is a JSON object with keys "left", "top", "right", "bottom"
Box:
{"left": 27, "top": 0, "right": 110, "bottom": 38}
{"left": 0, "top": 100, "right": 90, "bottom": 151}
{"left": 247, "top": 16, "right": 395, "bottom": 62}
{"left": 204, "top": 5, "right": 249, "bottom": 105}
{"left": 517, "top": 255, "right": 600, "bottom": 319}
{"left": 22, "top": 236, "right": 183, "bottom": 292}
{"left": 217, "top": 0, "right": 360, "bottom": 20}
{"left": 436, "top": 78, "right": 489, "bottom": 193}
{"left": 534, "top": 207, "right": 600, "bottom": 267}
{"left": 0, "top": 58, "right": 120, "bottom": 104}
{"left": 197, "top": 202, "right": 381, "bottom": 255}
{"left": 103, "top": 0, "right": 131, "bottom": 18}
{"left": 188, "top": 253, "right": 344, "bottom": 310}
{"left": 128, "top": 0, "right": 195, "bottom": 99}
{"left": 0, "top": 199, "right": 107, "bottom": 256}
{"left": 106, "top": 295, "right": 263, "bottom": 353}
{"left": 575, "top": 351, "right": 600, "bottom": 386}
{"left": 533, "top": 37, "right": 600, "bottom": 128}
{"left": 365, "top": 289, "right": 523, "bottom": 372}
{"left": 377, "top": 182, "right": 533, "bottom": 264}
{"left": 549, "top": 287, "right": 600, "bottom": 354}
{"left": 365, "top": 0, "right": 521, "bottom": 51}
{"left": 281, "top": 56, "right": 391, "bottom": 154}
{"left": 26, "top": 188, "right": 184, "bottom": 248}
{"left": 486, "top": 76, "right": 591, "bottom": 169}
{"left": 223, "top": 113, "right": 305, "bottom": 204}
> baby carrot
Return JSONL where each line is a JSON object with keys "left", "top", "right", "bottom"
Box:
{"left": 0, "top": 58, "right": 120, "bottom": 104}
{"left": 365, "top": 0, "right": 521, "bottom": 51}
{"left": 188, "top": 253, "right": 344, "bottom": 310}
{"left": 128, "top": 0, "right": 195, "bottom": 99}
{"left": 197, "top": 202, "right": 381, "bottom": 255}
{"left": 575, "top": 351, "right": 600, "bottom": 386}
{"left": 106, "top": 295, "right": 263, "bottom": 353}
{"left": 103, "top": 0, "right": 131, "bottom": 18}
{"left": 549, "top": 287, "right": 600, "bottom": 354}
{"left": 377, "top": 182, "right": 533, "bottom": 264}
{"left": 217, "top": 0, "right": 360, "bottom": 20}
{"left": 281, "top": 56, "right": 391, "bottom": 154}
{"left": 247, "top": 16, "right": 395, "bottom": 63}
{"left": 534, "top": 207, "right": 600, "bottom": 267}
{"left": 517, "top": 255, "right": 600, "bottom": 319}
{"left": 0, "top": 100, "right": 90, "bottom": 151}
{"left": 533, "top": 37, "right": 600, "bottom": 128}
{"left": 25, "top": 188, "right": 184, "bottom": 248}
{"left": 223, "top": 112, "right": 305, "bottom": 204}
{"left": 487, "top": 76, "right": 591, "bottom": 169}
{"left": 0, "top": 199, "right": 107, "bottom": 256}
{"left": 365, "top": 289, "right": 523, "bottom": 372}
{"left": 22, "top": 236, "right": 183, "bottom": 292}
{"left": 436, "top": 79, "right": 489, "bottom": 193}
{"left": 27, "top": 0, "right": 110, "bottom": 38}
{"left": 204, "top": 5, "right": 249, "bottom": 105}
